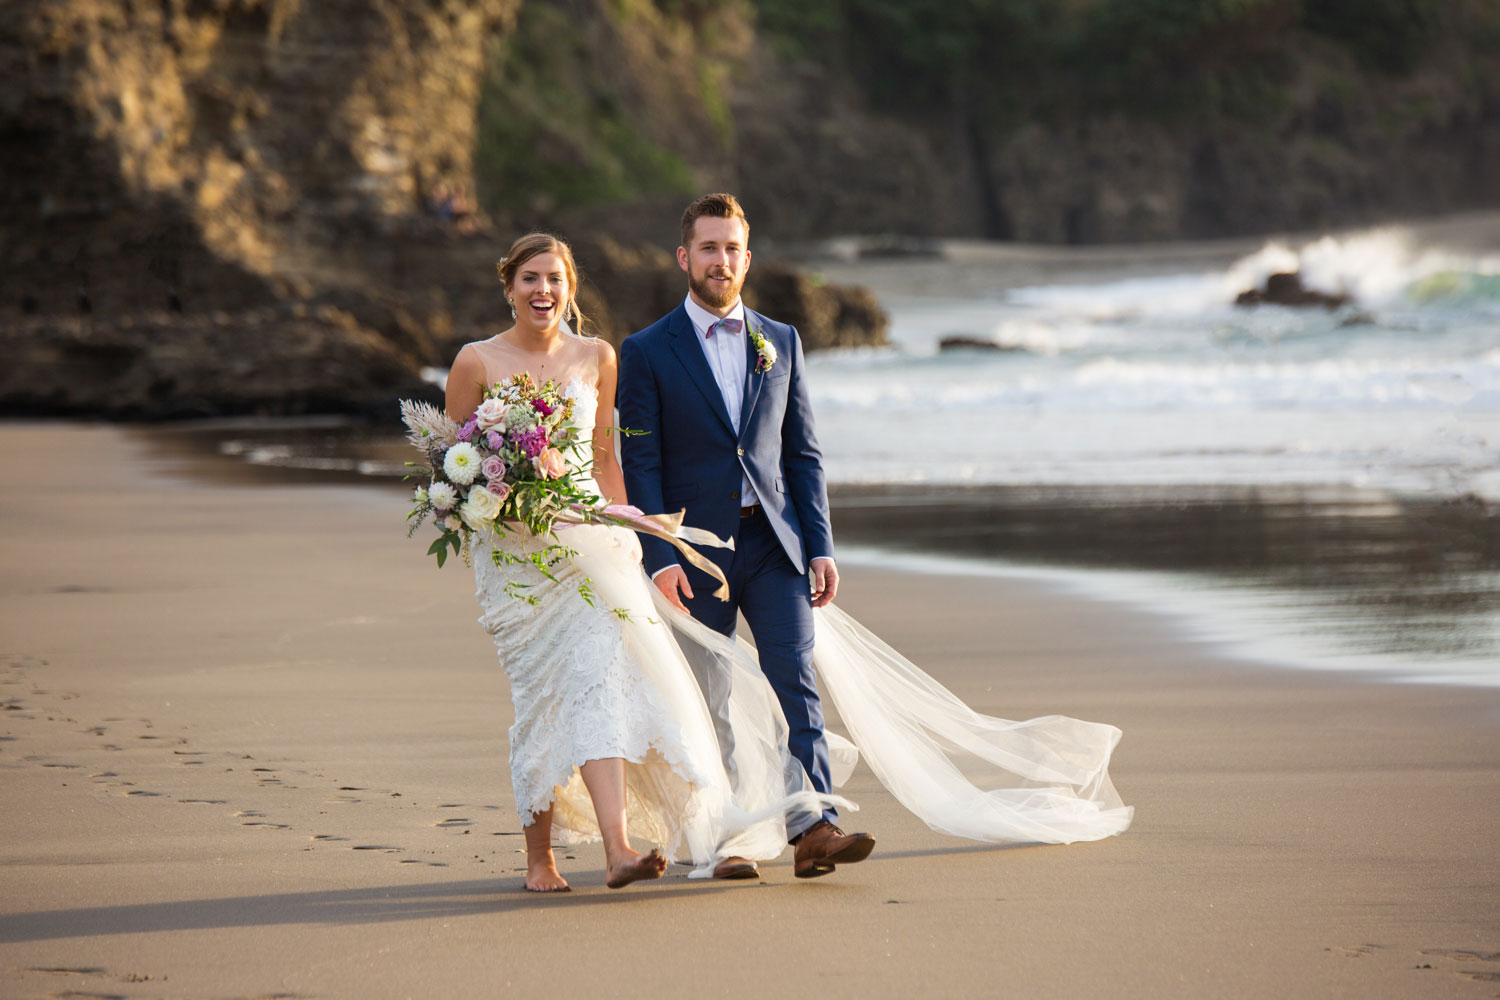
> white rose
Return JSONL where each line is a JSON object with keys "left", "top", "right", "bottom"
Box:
{"left": 443, "top": 442, "right": 482, "bottom": 485}
{"left": 459, "top": 485, "right": 502, "bottom": 531}
{"left": 474, "top": 397, "right": 509, "bottom": 431}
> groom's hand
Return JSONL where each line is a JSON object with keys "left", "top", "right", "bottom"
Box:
{"left": 653, "top": 566, "right": 694, "bottom": 615}
{"left": 810, "top": 557, "right": 839, "bottom": 608}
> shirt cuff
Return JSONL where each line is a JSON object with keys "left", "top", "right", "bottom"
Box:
{"left": 810, "top": 556, "right": 835, "bottom": 568}
{"left": 650, "top": 564, "right": 681, "bottom": 581}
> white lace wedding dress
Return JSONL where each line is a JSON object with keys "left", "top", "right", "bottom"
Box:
{"left": 468, "top": 333, "right": 834, "bottom": 872}
{"left": 466, "top": 332, "right": 1131, "bottom": 876}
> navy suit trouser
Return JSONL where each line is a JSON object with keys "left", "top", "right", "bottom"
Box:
{"left": 681, "top": 509, "right": 837, "bottom": 839}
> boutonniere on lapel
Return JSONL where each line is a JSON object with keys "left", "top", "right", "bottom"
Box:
{"left": 748, "top": 322, "right": 777, "bottom": 375}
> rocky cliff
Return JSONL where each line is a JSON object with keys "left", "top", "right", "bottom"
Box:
{"left": 0, "top": 0, "right": 886, "bottom": 419}
{"left": 472, "top": 0, "right": 1500, "bottom": 246}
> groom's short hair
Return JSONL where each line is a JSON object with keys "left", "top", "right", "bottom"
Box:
{"left": 681, "top": 193, "right": 749, "bottom": 249}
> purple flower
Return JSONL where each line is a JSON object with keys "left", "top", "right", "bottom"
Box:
{"left": 516, "top": 425, "right": 549, "bottom": 459}
{"left": 480, "top": 454, "right": 506, "bottom": 481}
{"left": 485, "top": 430, "right": 504, "bottom": 451}
{"left": 457, "top": 417, "right": 479, "bottom": 443}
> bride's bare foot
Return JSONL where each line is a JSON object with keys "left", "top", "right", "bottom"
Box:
{"left": 605, "top": 848, "right": 667, "bottom": 889}
{"left": 525, "top": 854, "right": 570, "bottom": 893}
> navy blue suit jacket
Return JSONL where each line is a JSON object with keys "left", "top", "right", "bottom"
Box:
{"left": 617, "top": 303, "right": 834, "bottom": 581}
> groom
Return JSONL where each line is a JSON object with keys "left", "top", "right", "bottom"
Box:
{"left": 618, "top": 193, "right": 875, "bottom": 881}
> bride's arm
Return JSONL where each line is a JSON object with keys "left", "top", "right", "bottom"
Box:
{"left": 445, "top": 345, "right": 485, "bottom": 421}
{"left": 590, "top": 339, "right": 627, "bottom": 505}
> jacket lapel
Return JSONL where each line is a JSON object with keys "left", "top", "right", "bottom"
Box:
{"left": 737, "top": 310, "right": 766, "bottom": 438}
{"left": 666, "top": 306, "right": 736, "bottom": 435}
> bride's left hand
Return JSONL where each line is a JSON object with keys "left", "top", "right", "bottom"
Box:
{"left": 810, "top": 557, "right": 839, "bottom": 608}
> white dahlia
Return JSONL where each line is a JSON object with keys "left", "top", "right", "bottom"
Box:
{"left": 428, "top": 481, "right": 458, "bottom": 510}
{"left": 443, "top": 442, "right": 482, "bottom": 485}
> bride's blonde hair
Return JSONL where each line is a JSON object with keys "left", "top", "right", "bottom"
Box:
{"left": 496, "top": 233, "right": 591, "bottom": 336}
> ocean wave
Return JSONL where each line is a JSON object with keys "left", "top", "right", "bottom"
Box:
{"left": 812, "top": 351, "right": 1499, "bottom": 413}
{"left": 998, "top": 227, "right": 1500, "bottom": 323}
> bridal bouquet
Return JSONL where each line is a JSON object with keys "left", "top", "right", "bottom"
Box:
{"left": 400, "top": 375, "right": 734, "bottom": 606}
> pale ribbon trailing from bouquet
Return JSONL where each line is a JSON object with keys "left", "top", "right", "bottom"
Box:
{"left": 558, "top": 502, "right": 735, "bottom": 601}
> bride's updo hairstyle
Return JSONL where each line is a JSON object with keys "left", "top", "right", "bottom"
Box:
{"left": 496, "top": 232, "right": 591, "bottom": 336}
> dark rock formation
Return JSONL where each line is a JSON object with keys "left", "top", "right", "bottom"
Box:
{"left": 1235, "top": 272, "right": 1351, "bottom": 309}
{"left": 937, "top": 336, "right": 1022, "bottom": 353}
{"left": 0, "top": 306, "right": 437, "bottom": 421}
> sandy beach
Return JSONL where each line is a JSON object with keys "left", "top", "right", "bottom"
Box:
{"left": 2, "top": 423, "right": 1497, "bottom": 999}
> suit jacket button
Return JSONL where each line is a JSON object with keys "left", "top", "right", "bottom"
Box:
{"left": 737, "top": 447, "right": 745, "bottom": 456}
{"left": 730, "top": 490, "right": 740, "bottom": 500}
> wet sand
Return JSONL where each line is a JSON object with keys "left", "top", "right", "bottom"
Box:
{"left": 2, "top": 424, "right": 1498, "bottom": 999}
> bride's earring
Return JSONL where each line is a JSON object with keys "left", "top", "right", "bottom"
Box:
{"left": 508, "top": 297, "right": 516, "bottom": 320}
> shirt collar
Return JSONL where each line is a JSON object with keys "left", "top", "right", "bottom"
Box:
{"left": 684, "top": 294, "right": 746, "bottom": 340}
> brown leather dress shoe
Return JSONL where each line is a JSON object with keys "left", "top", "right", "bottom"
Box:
{"left": 712, "top": 855, "right": 760, "bottom": 880}
{"left": 793, "top": 820, "right": 876, "bottom": 879}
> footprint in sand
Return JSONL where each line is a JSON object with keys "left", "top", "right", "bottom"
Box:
{"left": 242, "top": 820, "right": 292, "bottom": 830}
{"left": 1418, "top": 950, "right": 1500, "bottom": 985}
{"left": 1329, "top": 944, "right": 1383, "bottom": 958}
{"left": 351, "top": 845, "right": 404, "bottom": 853}
{"left": 311, "top": 834, "right": 349, "bottom": 842}
{"left": 178, "top": 798, "right": 228, "bottom": 805}
{"left": 434, "top": 817, "right": 472, "bottom": 829}
{"left": 125, "top": 789, "right": 165, "bottom": 797}
{"left": 1422, "top": 949, "right": 1500, "bottom": 963}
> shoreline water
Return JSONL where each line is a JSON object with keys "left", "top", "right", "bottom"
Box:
{"left": 125, "top": 419, "right": 1500, "bottom": 690}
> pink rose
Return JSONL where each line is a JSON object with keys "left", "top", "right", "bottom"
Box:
{"left": 532, "top": 446, "right": 566, "bottom": 480}
{"left": 485, "top": 480, "right": 512, "bottom": 501}
{"left": 474, "top": 398, "right": 508, "bottom": 431}
{"left": 480, "top": 454, "right": 506, "bottom": 481}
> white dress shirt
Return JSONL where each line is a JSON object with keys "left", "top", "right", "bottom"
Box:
{"left": 683, "top": 294, "right": 759, "bottom": 508}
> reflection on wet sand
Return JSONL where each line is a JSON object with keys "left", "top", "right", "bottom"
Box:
{"left": 831, "top": 484, "right": 1499, "bottom": 675}
{"left": 137, "top": 424, "right": 1500, "bottom": 682}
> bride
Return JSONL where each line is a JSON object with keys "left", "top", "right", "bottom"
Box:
{"left": 440, "top": 232, "right": 1132, "bottom": 892}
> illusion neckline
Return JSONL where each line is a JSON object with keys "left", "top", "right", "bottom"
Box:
{"left": 489, "top": 332, "right": 566, "bottom": 355}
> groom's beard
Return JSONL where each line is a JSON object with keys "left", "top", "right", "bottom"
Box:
{"left": 689, "top": 264, "right": 745, "bottom": 310}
